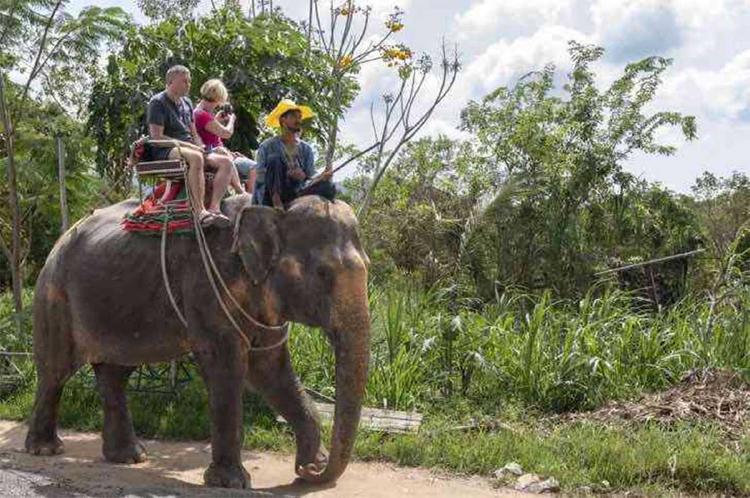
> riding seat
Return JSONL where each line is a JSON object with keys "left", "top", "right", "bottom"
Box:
{"left": 129, "top": 137, "right": 214, "bottom": 204}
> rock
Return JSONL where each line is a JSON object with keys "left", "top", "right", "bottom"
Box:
{"left": 493, "top": 462, "right": 524, "bottom": 479}
{"left": 533, "top": 477, "right": 560, "bottom": 493}
{"left": 515, "top": 473, "right": 541, "bottom": 490}
{"left": 514, "top": 473, "right": 560, "bottom": 494}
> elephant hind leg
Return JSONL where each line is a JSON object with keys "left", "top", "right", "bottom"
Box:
{"left": 93, "top": 363, "right": 147, "bottom": 464}
{"left": 26, "top": 295, "right": 79, "bottom": 456}
{"left": 25, "top": 373, "right": 72, "bottom": 456}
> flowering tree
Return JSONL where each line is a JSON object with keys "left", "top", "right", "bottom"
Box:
{"left": 304, "top": 1, "right": 406, "bottom": 168}
{"left": 305, "top": 0, "right": 459, "bottom": 212}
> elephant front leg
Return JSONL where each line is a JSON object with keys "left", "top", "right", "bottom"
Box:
{"left": 93, "top": 364, "right": 147, "bottom": 464}
{"left": 194, "top": 348, "right": 251, "bottom": 489}
{"left": 246, "top": 347, "right": 327, "bottom": 478}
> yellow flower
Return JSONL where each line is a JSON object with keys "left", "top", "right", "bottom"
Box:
{"left": 339, "top": 1, "right": 353, "bottom": 16}
{"left": 386, "top": 21, "right": 404, "bottom": 32}
{"left": 339, "top": 55, "right": 354, "bottom": 69}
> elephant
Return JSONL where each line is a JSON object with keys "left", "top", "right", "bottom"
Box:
{"left": 24, "top": 193, "right": 370, "bottom": 489}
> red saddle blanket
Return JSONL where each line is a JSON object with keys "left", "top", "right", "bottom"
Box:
{"left": 121, "top": 181, "right": 194, "bottom": 235}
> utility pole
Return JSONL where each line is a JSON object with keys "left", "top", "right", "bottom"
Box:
{"left": 0, "top": 74, "right": 24, "bottom": 319}
{"left": 56, "top": 134, "right": 69, "bottom": 233}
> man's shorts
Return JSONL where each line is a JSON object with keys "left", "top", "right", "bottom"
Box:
{"left": 234, "top": 157, "right": 257, "bottom": 180}
{"left": 145, "top": 144, "right": 174, "bottom": 161}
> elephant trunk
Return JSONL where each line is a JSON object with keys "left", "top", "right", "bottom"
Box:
{"left": 302, "top": 292, "right": 370, "bottom": 483}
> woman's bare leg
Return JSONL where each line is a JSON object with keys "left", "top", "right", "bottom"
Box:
{"left": 205, "top": 153, "right": 233, "bottom": 211}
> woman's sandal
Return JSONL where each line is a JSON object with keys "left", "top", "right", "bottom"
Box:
{"left": 199, "top": 210, "right": 231, "bottom": 228}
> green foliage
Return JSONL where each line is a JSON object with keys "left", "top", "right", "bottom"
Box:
{"left": 457, "top": 42, "right": 699, "bottom": 297}
{"left": 0, "top": 289, "right": 32, "bottom": 351}
{"left": 348, "top": 137, "right": 480, "bottom": 285}
{"left": 286, "top": 275, "right": 750, "bottom": 414}
{"left": 87, "top": 7, "right": 357, "bottom": 192}
{"left": 350, "top": 43, "right": 703, "bottom": 298}
{"left": 0, "top": 1, "right": 129, "bottom": 291}
{"left": 691, "top": 171, "right": 750, "bottom": 255}
{"left": 136, "top": 0, "right": 199, "bottom": 23}
{"left": 1, "top": 78, "right": 103, "bottom": 285}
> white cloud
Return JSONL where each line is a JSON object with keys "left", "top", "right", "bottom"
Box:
{"left": 657, "top": 49, "right": 750, "bottom": 122}
{"left": 459, "top": 25, "right": 590, "bottom": 98}
{"left": 591, "top": 0, "right": 683, "bottom": 62}
{"left": 453, "top": 0, "right": 578, "bottom": 40}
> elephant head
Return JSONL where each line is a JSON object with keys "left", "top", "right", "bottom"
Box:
{"left": 232, "top": 196, "right": 370, "bottom": 483}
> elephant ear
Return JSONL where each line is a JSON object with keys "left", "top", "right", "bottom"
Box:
{"left": 232, "top": 206, "right": 283, "bottom": 285}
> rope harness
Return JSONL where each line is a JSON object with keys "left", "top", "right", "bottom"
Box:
{"left": 157, "top": 142, "right": 290, "bottom": 352}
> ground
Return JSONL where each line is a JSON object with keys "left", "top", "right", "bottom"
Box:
{"left": 0, "top": 421, "right": 534, "bottom": 497}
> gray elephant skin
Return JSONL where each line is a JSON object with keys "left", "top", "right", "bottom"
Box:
{"left": 24, "top": 193, "right": 371, "bottom": 489}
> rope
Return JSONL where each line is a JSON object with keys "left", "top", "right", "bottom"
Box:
{"left": 161, "top": 206, "right": 188, "bottom": 327}
{"left": 192, "top": 201, "right": 290, "bottom": 349}
{"left": 178, "top": 147, "right": 289, "bottom": 351}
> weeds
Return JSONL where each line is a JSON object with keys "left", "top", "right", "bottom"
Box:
{"left": 2, "top": 278, "right": 750, "bottom": 494}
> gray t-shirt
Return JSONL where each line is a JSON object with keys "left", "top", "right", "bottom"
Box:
{"left": 147, "top": 91, "right": 194, "bottom": 143}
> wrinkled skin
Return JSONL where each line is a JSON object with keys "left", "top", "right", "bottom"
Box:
{"left": 25, "top": 194, "right": 370, "bottom": 489}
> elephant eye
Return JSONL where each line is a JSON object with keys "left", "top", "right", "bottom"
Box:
{"left": 316, "top": 264, "right": 333, "bottom": 281}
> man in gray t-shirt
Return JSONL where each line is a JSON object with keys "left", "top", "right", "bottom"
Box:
{"left": 146, "top": 91, "right": 194, "bottom": 160}
{"left": 146, "top": 65, "right": 230, "bottom": 227}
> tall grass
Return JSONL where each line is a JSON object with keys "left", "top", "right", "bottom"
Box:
{"left": 2, "top": 277, "right": 749, "bottom": 416}
{"left": 290, "top": 277, "right": 750, "bottom": 414}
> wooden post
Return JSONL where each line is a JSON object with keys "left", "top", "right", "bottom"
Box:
{"left": 0, "top": 74, "right": 24, "bottom": 317}
{"left": 56, "top": 135, "right": 69, "bottom": 233}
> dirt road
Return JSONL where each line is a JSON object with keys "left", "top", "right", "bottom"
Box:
{"left": 0, "top": 421, "right": 534, "bottom": 497}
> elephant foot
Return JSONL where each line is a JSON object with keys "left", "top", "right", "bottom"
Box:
{"left": 204, "top": 462, "right": 251, "bottom": 489}
{"left": 104, "top": 440, "right": 148, "bottom": 464}
{"left": 296, "top": 445, "right": 328, "bottom": 479}
{"left": 25, "top": 433, "right": 64, "bottom": 456}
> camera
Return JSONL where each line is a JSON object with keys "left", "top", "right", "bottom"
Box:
{"left": 216, "top": 103, "right": 234, "bottom": 115}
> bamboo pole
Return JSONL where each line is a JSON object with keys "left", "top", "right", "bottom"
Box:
{"left": 56, "top": 135, "right": 69, "bottom": 233}
{"left": 594, "top": 249, "right": 705, "bottom": 276}
{"left": 0, "top": 74, "right": 23, "bottom": 317}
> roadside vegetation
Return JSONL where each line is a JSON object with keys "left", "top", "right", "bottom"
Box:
{"left": 1, "top": 0, "right": 750, "bottom": 495}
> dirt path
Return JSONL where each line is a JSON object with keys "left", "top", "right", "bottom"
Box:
{"left": 0, "top": 421, "right": 534, "bottom": 497}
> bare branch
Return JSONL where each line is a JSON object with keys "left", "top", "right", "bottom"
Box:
{"left": 313, "top": 0, "right": 329, "bottom": 52}
{"left": 29, "top": 28, "right": 77, "bottom": 83}
{"left": 328, "top": 0, "right": 336, "bottom": 55}
{"left": 350, "top": 8, "right": 370, "bottom": 55}
{"left": 356, "top": 46, "right": 460, "bottom": 218}
{"left": 369, "top": 101, "right": 378, "bottom": 139}
{"left": 332, "top": 140, "right": 382, "bottom": 174}
{"left": 335, "top": 3, "right": 354, "bottom": 62}
{"left": 306, "top": 0, "right": 313, "bottom": 54}
{"left": 19, "top": 0, "right": 64, "bottom": 110}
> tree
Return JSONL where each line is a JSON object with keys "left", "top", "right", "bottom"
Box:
{"left": 457, "top": 42, "right": 699, "bottom": 297}
{"left": 0, "top": 0, "right": 127, "bottom": 315}
{"left": 690, "top": 171, "right": 750, "bottom": 256}
{"left": 303, "top": 1, "right": 460, "bottom": 212}
{"left": 356, "top": 44, "right": 460, "bottom": 218}
{"left": 347, "top": 136, "right": 474, "bottom": 283}
{"left": 136, "top": 0, "right": 199, "bottom": 22}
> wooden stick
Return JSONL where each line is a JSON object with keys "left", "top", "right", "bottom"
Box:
{"left": 594, "top": 249, "right": 705, "bottom": 276}
{"left": 56, "top": 135, "right": 69, "bottom": 233}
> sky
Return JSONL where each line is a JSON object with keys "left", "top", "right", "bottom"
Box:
{"left": 69, "top": 0, "right": 750, "bottom": 193}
